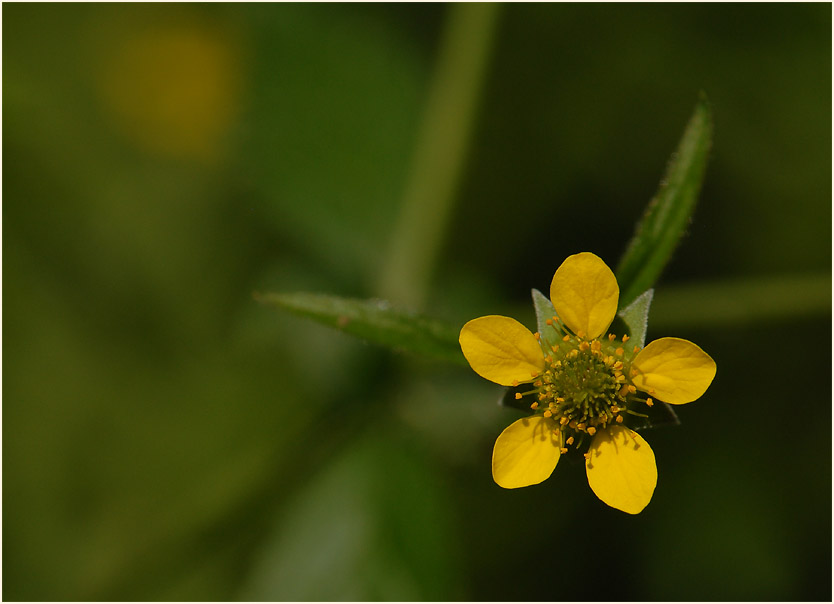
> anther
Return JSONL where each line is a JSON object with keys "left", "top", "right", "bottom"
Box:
{"left": 515, "top": 393, "right": 523, "bottom": 400}
{"left": 587, "top": 427, "right": 597, "bottom": 436}
{"left": 560, "top": 447, "right": 568, "bottom": 454}
{"left": 608, "top": 334, "right": 616, "bottom": 341}
{"left": 512, "top": 380, "right": 519, "bottom": 387}
{"left": 543, "top": 410, "right": 552, "bottom": 418}
{"left": 560, "top": 417, "right": 569, "bottom": 425}
{"left": 546, "top": 319, "right": 553, "bottom": 325}
{"left": 530, "top": 371, "right": 539, "bottom": 378}
{"left": 613, "top": 361, "right": 623, "bottom": 371}
{"left": 627, "top": 385, "right": 637, "bottom": 394}
{"left": 615, "top": 347, "right": 624, "bottom": 356}
{"left": 534, "top": 332, "right": 541, "bottom": 340}
{"left": 622, "top": 335, "right": 630, "bottom": 343}
{"left": 579, "top": 341, "right": 590, "bottom": 351}
{"left": 616, "top": 415, "right": 624, "bottom": 423}
{"left": 566, "top": 436, "right": 574, "bottom": 445}
{"left": 577, "top": 330, "right": 586, "bottom": 339}
{"left": 530, "top": 402, "right": 539, "bottom": 409}
{"left": 562, "top": 335, "right": 571, "bottom": 342}
{"left": 646, "top": 398, "right": 654, "bottom": 407}
{"left": 633, "top": 346, "right": 641, "bottom": 354}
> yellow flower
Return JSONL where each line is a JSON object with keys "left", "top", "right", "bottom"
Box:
{"left": 459, "top": 252, "right": 716, "bottom": 514}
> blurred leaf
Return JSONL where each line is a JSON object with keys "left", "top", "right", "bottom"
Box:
{"left": 616, "top": 94, "right": 713, "bottom": 308}
{"left": 255, "top": 291, "right": 465, "bottom": 364}
{"left": 649, "top": 273, "right": 832, "bottom": 328}
{"left": 239, "top": 431, "right": 459, "bottom": 601}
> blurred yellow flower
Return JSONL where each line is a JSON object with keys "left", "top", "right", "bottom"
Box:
{"left": 96, "top": 21, "right": 243, "bottom": 163}
{"left": 459, "top": 252, "right": 716, "bottom": 514}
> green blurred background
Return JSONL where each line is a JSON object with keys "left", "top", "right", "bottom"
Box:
{"left": 3, "top": 3, "right": 831, "bottom": 601}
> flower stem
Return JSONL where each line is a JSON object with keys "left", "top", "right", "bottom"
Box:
{"left": 376, "top": 3, "right": 500, "bottom": 309}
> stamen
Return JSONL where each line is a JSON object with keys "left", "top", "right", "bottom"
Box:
{"left": 587, "top": 427, "right": 597, "bottom": 436}
{"left": 543, "top": 410, "right": 552, "bottom": 418}
{"left": 515, "top": 393, "right": 523, "bottom": 400}
{"left": 646, "top": 398, "right": 654, "bottom": 407}
{"left": 626, "top": 409, "right": 649, "bottom": 418}
{"left": 562, "top": 334, "right": 571, "bottom": 342}
{"left": 608, "top": 334, "right": 616, "bottom": 341}
{"left": 622, "top": 334, "right": 630, "bottom": 342}
{"left": 616, "top": 415, "right": 623, "bottom": 423}
{"left": 530, "top": 402, "right": 539, "bottom": 409}
{"left": 566, "top": 436, "right": 574, "bottom": 445}
{"left": 560, "top": 447, "right": 568, "bottom": 454}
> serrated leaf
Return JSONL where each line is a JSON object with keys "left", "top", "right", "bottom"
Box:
{"left": 255, "top": 292, "right": 465, "bottom": 365}
{"left": 616, "top": 94, "right": 713, "bottom": 308}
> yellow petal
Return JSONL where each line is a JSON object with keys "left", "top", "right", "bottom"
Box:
{"left": 549, "top": 252, "right": 618, "bottom": 339}
{"left": 632, "top": 337, "right": 716, "bottom": 404}
{"left": 585, "top": 426, "right": 657, "bottom": 514}
{"left": 492, "top": 416, "right": 561, "bottom": 489}
{"left": 459, "top": 315, "right": 545, "bottom": 386}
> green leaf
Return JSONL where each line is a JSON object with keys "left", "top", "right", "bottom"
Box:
{"left": 255, "top": 291, "right": 465, "bottom": 365}
{"left": 616, "top": 94, "right": 713, "bottom": 308}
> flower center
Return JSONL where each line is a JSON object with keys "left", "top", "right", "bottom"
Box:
{"left": 517, "top": 316, "right": 654, "bottom": 454}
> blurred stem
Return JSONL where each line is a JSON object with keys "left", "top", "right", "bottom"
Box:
{"left": 649, "top": 273, "right": 831, "bottom": 328}
{"left": 376, "top": 3, "right": 500, "bottom": 310}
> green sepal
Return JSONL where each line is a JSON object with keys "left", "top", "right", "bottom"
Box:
{"left": 614, "top": 288, "right": 654, "bottom": 348}
{"left": 531, "top": 288, "right": 562, "bottom": 351}
{"left": 616, "top": 94, "right": 713, "bottom": 308}
{"left": 629, "top": 401, "right": 680, "bottom": 432}
{"left": 255, "top": 291, "right": 466, "bottom": 365}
